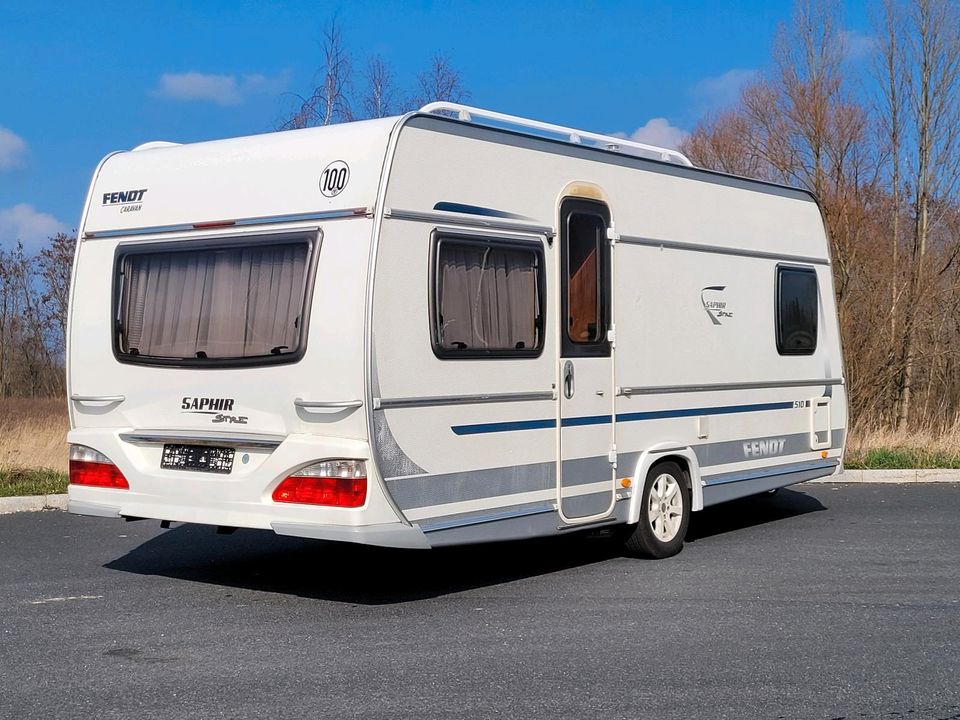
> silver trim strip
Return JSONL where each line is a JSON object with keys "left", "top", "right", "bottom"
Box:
{"left": 294, "top": 398, "right": 363, "bottom": 409}
{"left": 83, "top": 208, "right": 371, "bottom": 240}
{"left": 619, "top": 378, "right": 844, "bottom": 396}
{"left": 71, "top": 394, "right": 126, "bottom": 403}
{"left": 119, "top": 430, "right": 285, "bottom": 449}
{"left": 419, "top": 504, "right": 555, "bottom": 533}
{"left": 385, "top": 207, "right": 554, "bottom": 237}
{"left": 618, "top": 234, "right": 830, "bottom": 266}
{"left": 376, "top": 390, "right": 556, "bottom": 410}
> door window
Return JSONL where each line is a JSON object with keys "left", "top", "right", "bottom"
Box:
{"left": 561, "top": 200, "right": 610, "bottom": 357}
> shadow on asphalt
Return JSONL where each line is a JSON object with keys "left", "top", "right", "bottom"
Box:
{"left": 104, "top": 488, "right": 825, "bottom": 605}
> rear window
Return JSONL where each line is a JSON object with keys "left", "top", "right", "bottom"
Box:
{"left": 116, "top": 237, "right": 313, "bottom": 366}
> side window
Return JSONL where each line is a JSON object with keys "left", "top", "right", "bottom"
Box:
{"left": 776, "top": 267, "right": 818, "bottom": 355}
{"left": 432, "top": 235, "right": 544, "bottom": 358}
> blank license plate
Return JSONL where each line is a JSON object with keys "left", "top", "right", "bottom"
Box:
{"left": 161, "top": 444, "right": 235, "bottom": 474}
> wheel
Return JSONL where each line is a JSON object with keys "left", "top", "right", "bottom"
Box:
{"left": 623, "top": 461, "right": 691, "bottom": 559}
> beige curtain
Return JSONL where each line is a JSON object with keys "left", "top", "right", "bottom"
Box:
{"left": 437, "top": 243, "right": 538, "bottom": 352}
{"left": 123, "top": 242, "right": 308, "bottom": 360}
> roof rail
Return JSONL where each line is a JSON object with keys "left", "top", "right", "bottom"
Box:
{"left": 419, "top": 102, "right": 693, "bottom": 167}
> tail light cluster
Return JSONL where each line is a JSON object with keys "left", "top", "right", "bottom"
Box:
{"left": 272, "top": 460, "right": 367, "bottom": 508}
{"left": 69, "top": 445, "right": 129, "bottom": 489}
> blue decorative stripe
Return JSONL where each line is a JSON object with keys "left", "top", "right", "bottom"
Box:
{"left": 617, "top": 401, "right": 794, "bottom": 423}
{"left": 452, "top": 418, "right": 556, "bottom": 435}
{"left": 451, "top": 400, "right": 794, "bottom": 436}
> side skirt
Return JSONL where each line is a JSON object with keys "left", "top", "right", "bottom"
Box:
{"left": 701, "top": 460, "right": 838, "bottom": 506}
{"left": 420, "top": 494, "right": 631, "bottom": 547}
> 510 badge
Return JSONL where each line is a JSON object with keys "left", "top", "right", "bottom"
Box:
{"left": 320, "top": 160, "right": 350, "bottom": 197}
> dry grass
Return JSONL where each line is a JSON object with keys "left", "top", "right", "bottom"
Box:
{"left": 0, "top": 397, "right": 69, "bottom": 473}
{"left": 845, "top": 422, "right": 960, "bottom": 469}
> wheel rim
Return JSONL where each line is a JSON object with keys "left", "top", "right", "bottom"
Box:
{"left": 648, "top": 473, "right": 683, "bottom": 542}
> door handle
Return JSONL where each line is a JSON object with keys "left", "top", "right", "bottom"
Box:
{"left": 563, "top": 360, "right": 575, "bottom": 399}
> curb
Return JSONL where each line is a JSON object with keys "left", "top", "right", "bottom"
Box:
{"left": 810, "top": 469, "right": 960, "bottom": 484}
{"left": 0, "top": 494, "right": 68, "bottom": 515}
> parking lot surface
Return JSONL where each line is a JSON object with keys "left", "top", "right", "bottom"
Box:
{"left": 1, "top": 483, "right": 958, "bottom": 720}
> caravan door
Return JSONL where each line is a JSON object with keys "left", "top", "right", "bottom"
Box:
{"left": 557, "top": 198, "right": 617, "bottom": 523}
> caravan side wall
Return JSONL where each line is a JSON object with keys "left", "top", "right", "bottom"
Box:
{"left": 369, "top": 116, "right": 846, "bottom": 543}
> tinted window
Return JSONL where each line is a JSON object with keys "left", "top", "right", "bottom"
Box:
{"left": 777, "top": 267, "right": 818, "bottom": 355}
{"left": 566, "top": 213, "right": 604, "bottom": 344}
{"left": 117, "top": 240, "right": 310, "bottom": 365}
{"left": 433, "top": 237, "right": 543, "bottom": 358}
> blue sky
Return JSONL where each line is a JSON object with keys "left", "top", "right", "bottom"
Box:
{"left": 0, "top": 1, "right": 872, "bottom": 252}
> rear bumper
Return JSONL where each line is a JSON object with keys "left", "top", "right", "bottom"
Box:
{"left": 68, "top": 495, "right": 430, "bottom": 549}
{"left": 66, "top": 427, "right": 426, "bottom": 548}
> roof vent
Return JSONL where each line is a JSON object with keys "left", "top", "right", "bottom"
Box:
{"left": 131, "top": 141, "right": 181, "bottom": 152}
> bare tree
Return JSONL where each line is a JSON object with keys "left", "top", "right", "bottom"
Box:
{"left": 360, "top": 55, "right": 399, "bottom": 119}
{"left": 414, "top": 52, "right": 470, "bottom": 108}
{"left": 279, "top": 18, "right": 353, "bottom": 129}
{"left": 884, "top": 0, "right": 960, "bottom": 427}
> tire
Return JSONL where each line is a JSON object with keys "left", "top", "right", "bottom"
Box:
{"left": 623, "top": 461, "right": 691, "bottom": 559}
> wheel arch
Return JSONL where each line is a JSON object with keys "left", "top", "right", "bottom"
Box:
{"left": 627, "top": 444, "right": 703, "bottom": 524}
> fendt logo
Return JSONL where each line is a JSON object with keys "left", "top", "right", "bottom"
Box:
{"left": 743, "top": 437, "right": 787, "bottom": 458}
{"left": 102, "top": 188, "right": 148, "bottom": 214}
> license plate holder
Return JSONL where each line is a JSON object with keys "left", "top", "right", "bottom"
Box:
{"left": 161, "top": 444, "right": 235, "bottom": 474}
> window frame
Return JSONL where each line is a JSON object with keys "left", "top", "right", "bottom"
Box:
{"left": 560, "top": 198, "right": 611, "bottom": 359}
{"left": 775, "top": 264, "right": 819, "bottom": 356}
{"left": 429, "top": 230, "right": 546, "bottom": 360}
{"left": 111, "top": 230, "right": 321, "bottom": 369}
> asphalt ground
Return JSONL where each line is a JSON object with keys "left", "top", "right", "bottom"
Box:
{"left": 0, "top": 483, "right": 958, "bottom": 720}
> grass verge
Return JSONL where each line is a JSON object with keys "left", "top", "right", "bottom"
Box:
{"left": 845, "top": 424, "right": 960, "bottom": 469}
{"left": 844, "top": 447, "right": 960, "bottom": 470}
{"left": 0, "top": 466, "right": 68, "bottom": 498}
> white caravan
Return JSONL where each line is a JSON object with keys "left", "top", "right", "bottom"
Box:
{"left": 67, "top": 104, "right": 847, "bottom": 558}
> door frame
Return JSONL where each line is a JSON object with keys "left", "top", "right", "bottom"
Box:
{"left": 555, "top": 195, "right": 618, "bottom": 525}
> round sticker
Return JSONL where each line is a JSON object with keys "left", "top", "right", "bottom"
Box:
{"left": 320, "top": 160, "right": 350, "bottom": 197}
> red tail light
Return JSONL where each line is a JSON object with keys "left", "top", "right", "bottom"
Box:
{"left": 272, "top": 460, "right": 367, "bottom": 508}
{"left": 69, "top": 445, "right": 129, "bottom": 489}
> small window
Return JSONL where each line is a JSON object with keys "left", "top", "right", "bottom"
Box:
{"left": 433, "top": 236, "right": 544, "bottom": 358}
{"left": 776, "top": 267, "right": 818, "bottom": 355}
{"left": 116, "top": 238, "right": 312, "bottom": 366}
{"left": 566, "top": 213, "right": 605, "bottom": 345}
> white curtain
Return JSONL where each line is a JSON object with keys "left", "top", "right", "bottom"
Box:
{"left": 437, "top": 243, "right": 538, "bottom": 352}
{"left": 122, "top": 242, "right": 308, "bottom": 360}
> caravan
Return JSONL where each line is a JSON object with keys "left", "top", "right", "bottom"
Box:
{"left": 66, "top": 104, "right": 847, "bottom": 558}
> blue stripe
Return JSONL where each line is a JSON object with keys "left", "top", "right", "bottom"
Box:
{"left": 451, "top": 401, "right": 794, "bottom": 436}
{"left": 452, "top": 418, "right": 556, "bottom": 435}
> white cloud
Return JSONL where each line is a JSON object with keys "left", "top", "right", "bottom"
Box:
{"left": 0, "top": 127, "right": 28, "bottom": 171}
{"left": 842, "top": 30, "right": 876, "bottom": 62}
{"left": 615, "top": 118, "right": 690, "bottom": 151}
{"left": 152, "top": 71, "right": 288, "bottom": 106}
{"left": 691, "top": 68, "right": 758, "bottom": 110}
{"left": 0, "top": 204, "right": 69, "bottom": 252}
